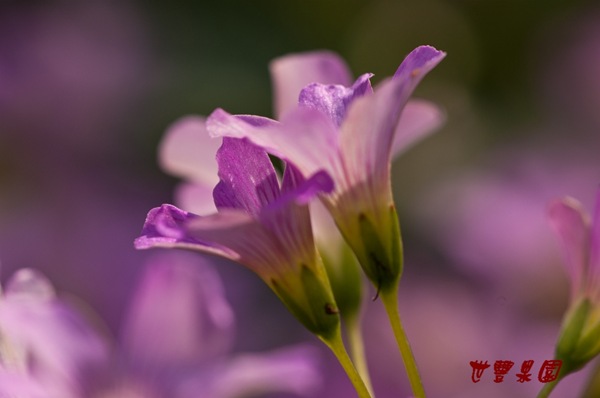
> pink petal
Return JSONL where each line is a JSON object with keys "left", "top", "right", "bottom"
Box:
{"left": 338, "top": 77, "right": 407, "bottom": 193}
{"left": 298, "top": 73, "right": 373, "bottom": 127}
{"left": 310, "top": 200, "right": 345, "bottom": 265}
{"left": 339, "top": 46, "right": 445, "bottom": 190}
{"left": 391, "top": 99, "right": 445, "bottom": 160}
{"left": 121, "top": 252, "right": 234, "bottom": 366}
{"left": 210, "top": 345, "right": 320, "bottom": 397}
{"left": 186, "top": 209, "right": 282, "bottom": 277}
{"left": 213, "top": 137, "right": 280, "bottom": 217}
{"left": 207, "top": 108, "right": 340, "bottom": 183}
{"left": 4, "top": 268, "right": 55, "bottom": 301}
{"left": 270, "top": 50, "right": 352, "bottom": 119}
{"left": 0, "top": 288, "right": 107, "bottom": 394}
{"left": 547, "top": 197, "right": 591, "bottom": 296}
{"left": 589, "top": 188, "right": 600, "bottom": 298}
{"left": 159, "top": 116, "right": 221, "bottom": 186}
{"left": 174, "top": 182, "right": 218, "bottom": 215}
{"left": 134, "top": 204, "right": 237, "bottom": 261}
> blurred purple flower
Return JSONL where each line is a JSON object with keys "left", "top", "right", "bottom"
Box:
{"left": 548, "top": 189, "right": 600, "bottom": 303}
{"left": 418, "top": 147, "right": 600, "bottom": 307}
{"left": 95, "top": 252, "right": 320, "bottom": 398}
{"left": 207, "top": 46, "right": 445, "bottom": 289}
{"left": 0, "top": 268, "right": 108, "bottom": 398}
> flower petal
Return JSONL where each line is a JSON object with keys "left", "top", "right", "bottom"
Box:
{"left": 393, "top": 45, "right": 446, "bottom": 89}
{"left": 255, "top": 166, "right": 334, "bottom": 271}
{"left": 174, "top": 182, "right": 218, "bottom": 215}
{"left": 339, "top": 46, "right": 445, "bottom": 189}
{"left": 310, "top": 200, "right": 345, "bottom": 265}
{"left": 134, "top": 204, "right": 237, "bottom": 260}
{"left": 0, "top": 286, "right": 107, "bottom": 395}
{"left": 186, "top": 209, "right": 285, "bottom": 278}
{"left": 4, "top": 268, "right": 55, "bottom": 302}
{"left": 210, "top": 344, "right": 320, "bottom": 397}
{"left": 159, "top": 116, "right": 221, "bottom": 186}
{"left": 207, "top": 107, "right": 340, "bottom": 183}
{"left": 121, "top": 252, "right": 235, "bottom": 367}
{"left": 279, "top": 164, "right": 334, "bottom": 205}
{"left": 213, "top": 137, "right": 280, "bottom": 217}
{"left": 298, "top": 73, "right": 373, "bottom": 127}
{"left": 270, "top": 50, "right": 353, "bottom": 119}
{"left": 391, "top": 99, "right": 445, "bottom": 160}
{"left": 547, "top": 197, "right": 591, "bottom": 296}
{"left": 135, "top": 204, "right": 200, "bottom": 248}
{"left": 338, "top": 77, "right": 408, "bottom": 192}
{"left": 588, "top": 188, "right": 600, "bottom": 299}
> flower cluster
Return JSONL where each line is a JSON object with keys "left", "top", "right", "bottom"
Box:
{"left": 2, "top": 39, "right": 599, "bottom": 398}
{"left": 136, "top": 46, "right": 445, "bottom": 398}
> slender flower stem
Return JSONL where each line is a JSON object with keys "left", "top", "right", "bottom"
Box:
{"left": 346, "top": 313, "right": 375, "bottom": 396}
{"left": 536, "top": 379, "right": 559, "bottom": 398}
{"left": 380, "top": 287, "right": 426, "bottom": 398}
{"left": 321, "top": 329, "right": 373, "bottom": 398}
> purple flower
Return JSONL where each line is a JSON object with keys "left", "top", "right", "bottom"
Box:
{"left": 207, "top": 46, "right": 445, "bottom": 291}
{"left": 136, "top": 137, "right": 341, "bottom": 337}
{"left": 95, "top": 252, "right": 320, "bottom": 398}
{"left": 157, "top": 116, "right": 222, "bottom": 216}
{"left": 0, "top": 268, "right": 108, "bottom": 398}
{"left": 547, "top": 189, "right": 600, "bottom": 374}
{"left": 548, "top": 189, "right": 600, "bottom": 303}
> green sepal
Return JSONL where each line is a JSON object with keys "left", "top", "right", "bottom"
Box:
{"left": 573, "top": 318, "right": 600, "bottom": 365}
{"left": 300, "top": 264, "right": 340, "bottom": 339}
{"left": 357, "top": 205, "right": 403, "bottom": 294}
{"left": 556, "top": 298, "right": 591, "bottom": 360}
{"left": 269, "top": 265, "right": 340, "bottom": 340}
{"left": 321, "top": 244, "right": 362, "bottom": 321}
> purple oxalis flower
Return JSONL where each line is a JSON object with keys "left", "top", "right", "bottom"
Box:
{"left": 136, "top": 137, "right": 341, "bottom": 337}
{"left": 0, "top": 268, "right": 107, "bottom": 398}
{"left": 548, "top": 189, "right": 600, "bottom": 303}
{"left": 97, "top": 252, "right": 320, "bottom": 398}
{"left": 207, "top": 46, "right": 445, "bottom": 292}
{"left": 0, "top": 256, "right": 320, "bottom": 398}
{"left": 157, "top": 50, "right": 445, "bottom": 317}
{"left": 547, "top": 188, "right": 600, "bottom": 372}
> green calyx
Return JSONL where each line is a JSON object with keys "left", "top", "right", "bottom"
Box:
{"left": 321, "top": 244, "right": 363, "bottom": 321}
{"left": 356, "top": 205, "right": 403, "bottom": 295}
{"left": 555, "top": 298, "right": 600, "bottom": 374}
{"left": 269, "top": 264, "right": 340, "bottom": 339}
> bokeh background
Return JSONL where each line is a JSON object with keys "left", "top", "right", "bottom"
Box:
{"left": 1, "top": 0, "right": 600, "bottom": 397}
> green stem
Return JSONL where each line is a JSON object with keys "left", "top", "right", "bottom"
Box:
{"left": 536, "top": 379, "right": 559, "bottom": 398}
{"left": 380, "top": 287, "right": 426, "bottom": 398}
{"left": 346, "top": 313, "right": 375, "bottom": 396}
{"left": 321, "top": 329, "right": 373, "bottom": 398}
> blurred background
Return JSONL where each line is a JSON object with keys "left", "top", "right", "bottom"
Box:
{"left": 1, "top": 0, "right": 599, "bottom": 397}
